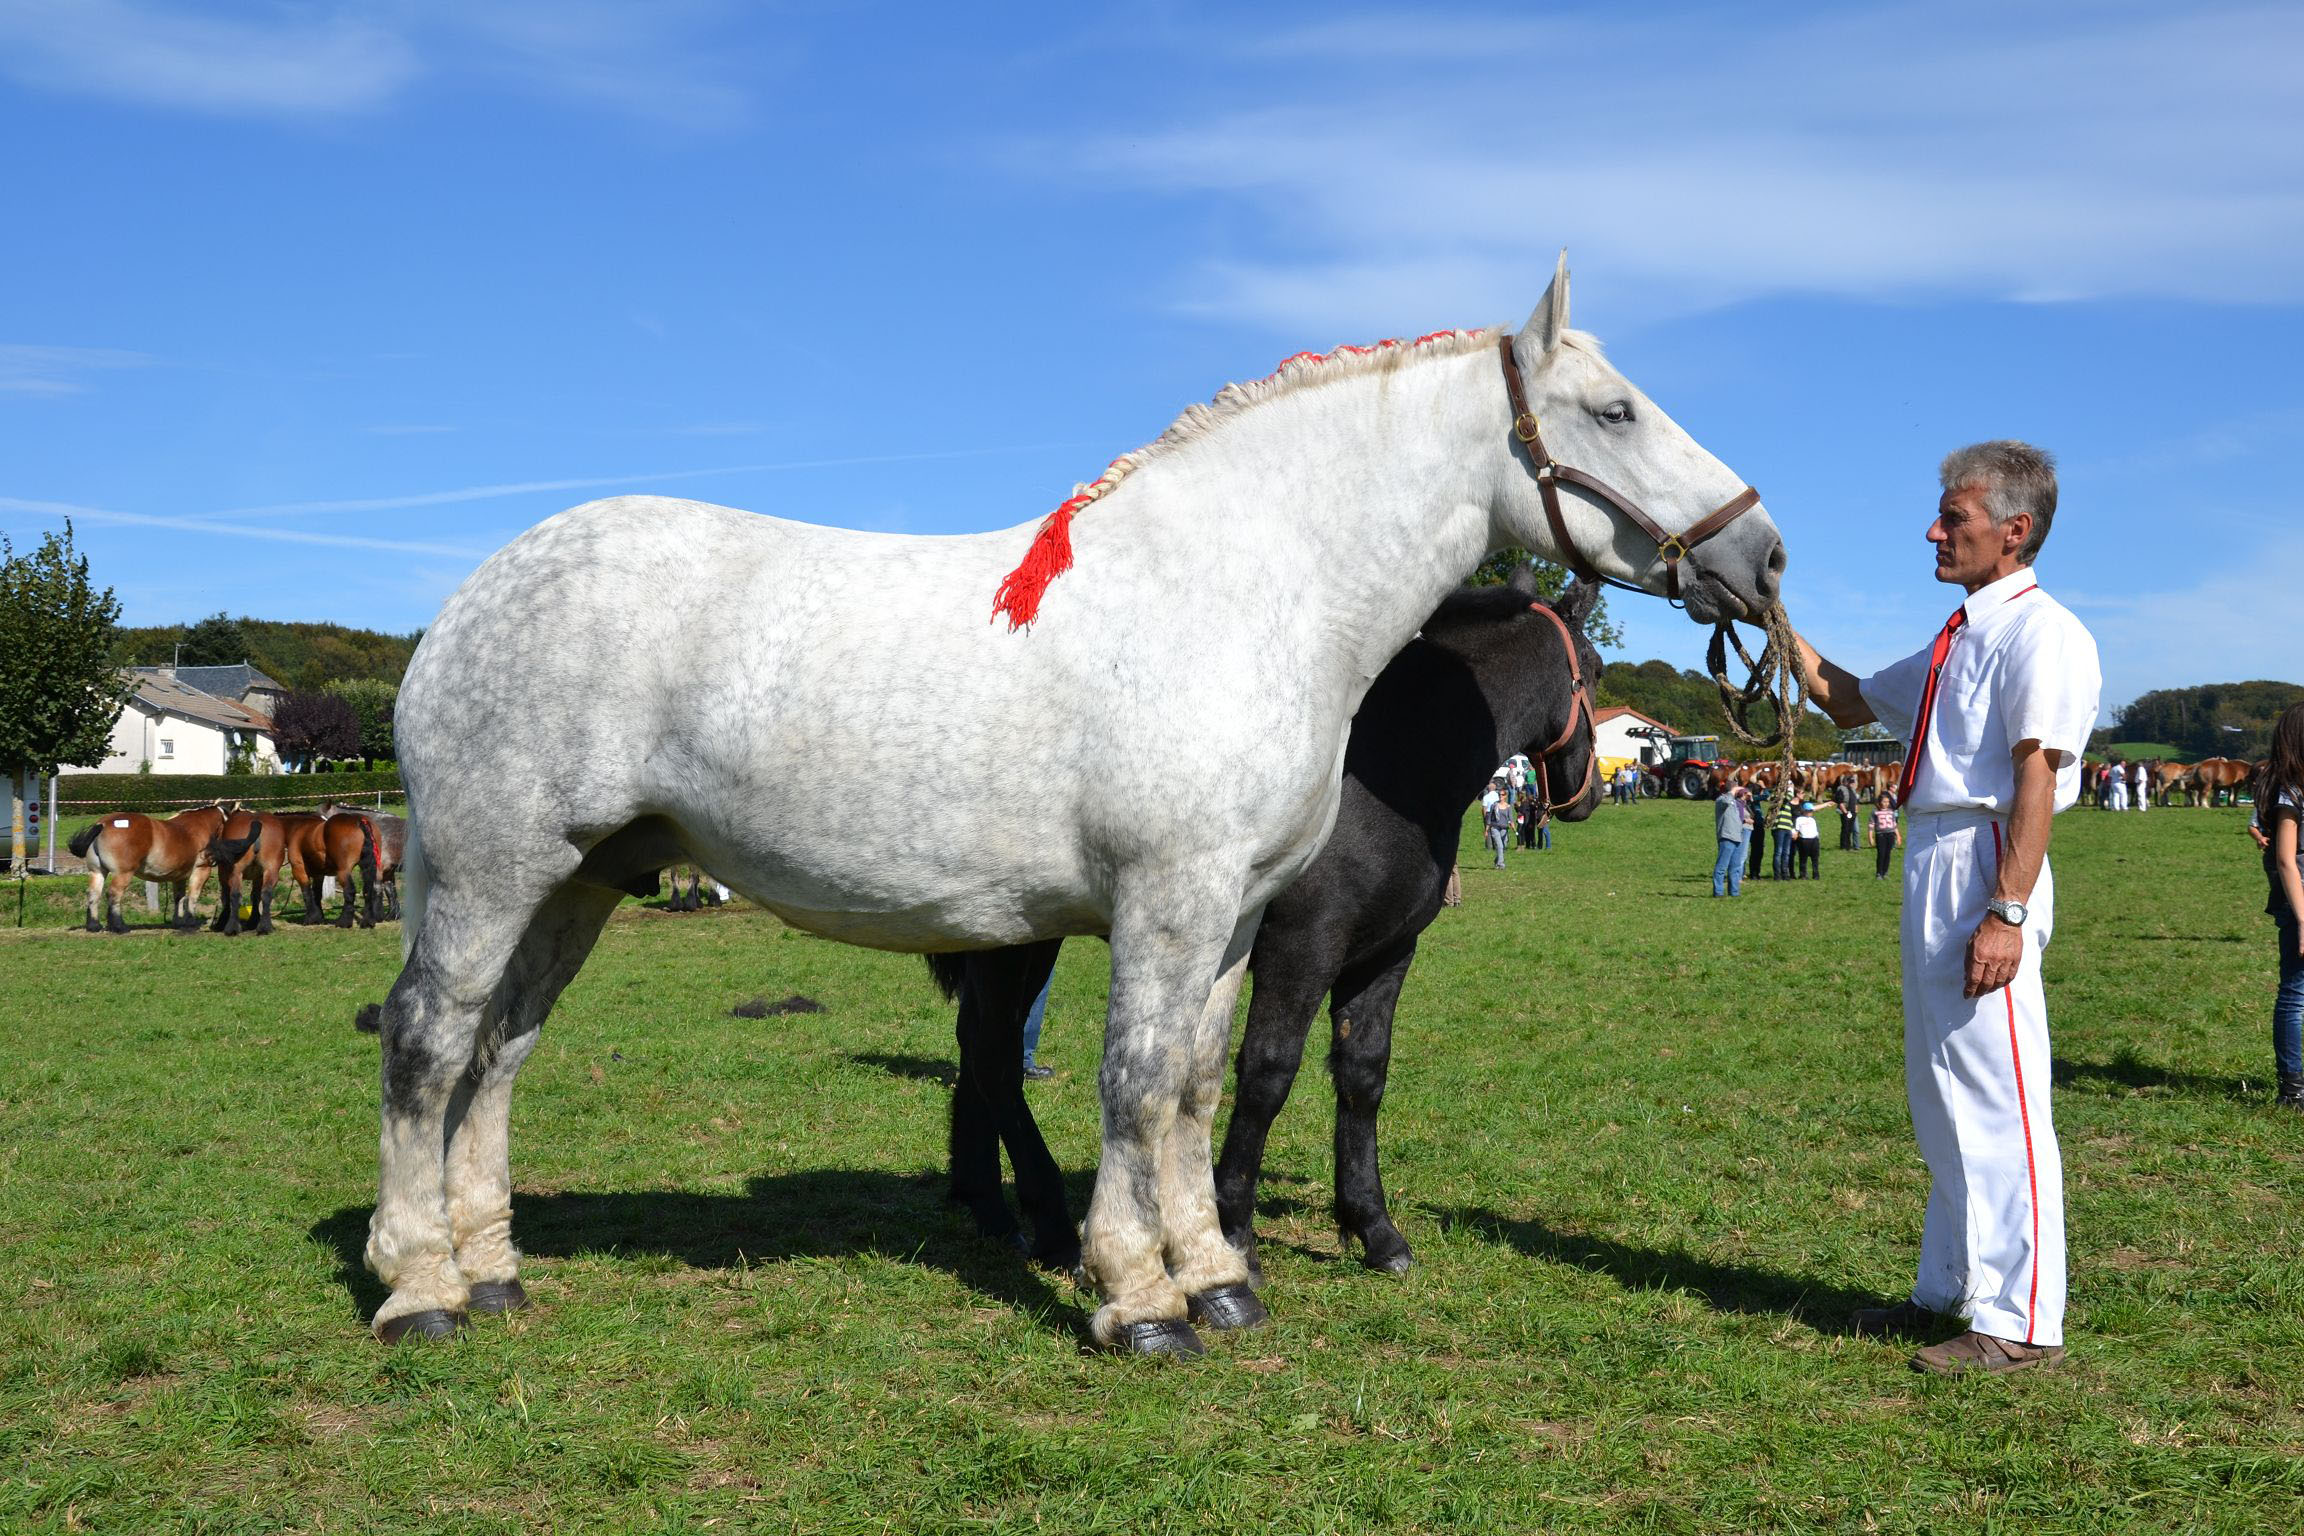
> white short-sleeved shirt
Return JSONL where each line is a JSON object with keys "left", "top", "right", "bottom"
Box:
{"left": 1859, "top": 568, "right": 2102, "bottom": 816}
{"left": 1794, "top": 813, "right": 1820, "bottom": 839}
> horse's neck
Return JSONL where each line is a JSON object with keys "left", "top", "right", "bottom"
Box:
{"left": 1345, "top": 636, "right": 1536, "bottom": 824}
{"left": 1103, "top": 348, "right": 1508, "bottom": 687}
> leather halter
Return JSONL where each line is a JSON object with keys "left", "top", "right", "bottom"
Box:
{"left": 1523, "top": 598, "right": 1598, "bottom": 815}
{"left": 1499, "top": 333, "right": 1761, "bottom": 605}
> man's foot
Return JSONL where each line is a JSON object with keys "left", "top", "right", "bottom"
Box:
{"left": 1911, "top": 1331, "right": 2064, "bottom": 1376}
{"left": 1849, "top": 1298, "right": 1941, "bottom": 1339}
{"left": 2275, "top": 1074, "right": 2303, "bottom": 1111}
{"left": 1022, "top": 1063, "right": 1054, "bottom": 1081}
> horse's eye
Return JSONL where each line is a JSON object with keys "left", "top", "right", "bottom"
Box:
{"left": 1601, "top": 401, "right": 1634, "bottom": 425}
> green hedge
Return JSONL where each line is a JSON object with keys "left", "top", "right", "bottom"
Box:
{"left": 55, "top": 768, "right": 403, "bottom": 813}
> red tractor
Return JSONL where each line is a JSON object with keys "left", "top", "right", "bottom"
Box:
{"left": 1638, "top": 733, "right": 1730, "bottom": 800}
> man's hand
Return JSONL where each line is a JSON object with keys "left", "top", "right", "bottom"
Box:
{"left": 1965, "top": 913, "right": 2024, "bottom": 998}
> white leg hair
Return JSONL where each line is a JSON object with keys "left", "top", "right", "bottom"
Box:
{"left": 443, "top": 884, "right": 619, "bottom": 1287}
{"left": 1081, "top": 880, "right": 1245, "bottom": 1345}
{"left": 1160, "top": 913, "right": 1259, "bottom": 1296}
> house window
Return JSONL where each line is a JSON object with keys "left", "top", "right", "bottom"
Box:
{"left": 159, "top": 738, "right": 175, "bottom": 759}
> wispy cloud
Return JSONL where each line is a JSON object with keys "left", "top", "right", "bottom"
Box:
{"left": 0, "top": 0, "right": 759, "bottom": 124}
{"left": 200, "top": 443, "right": 1087, "bottom": 521}
{"left": 0, "top": 0, "right": 417, "bottom": 115}
{"left": 0, "top": 344, "right": 157, "bottom": 397}
{"left": 1063, "top": 2, "right": 2304, "bottom": 333}
{"left": 0, "top": 495, "right": 493, "bottom": 558}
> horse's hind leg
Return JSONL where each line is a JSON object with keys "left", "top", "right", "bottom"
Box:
{"left": 1327, "top": 939, "right": 1417, "bottom": 1275}
{"left": 83, "top": 864, "right": 104, "bottom": 932}
{"left": 105, "top": 870, "right": 131, "bottom": 934}
{"left": 948, "top": 960, "right": 1018, "bottom": 1247}
{"left": 365, "top": 876, "right": 558, "bottom": 1342}
{"left": 443, "top": 882, "right": 621, "bottom": 1317}
{"left": 955, "top": 941, "right": 1074, "bottom": 1268}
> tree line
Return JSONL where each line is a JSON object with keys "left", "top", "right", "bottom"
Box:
{"left": 112, "top": 611, "right": 421, "bottom": 691}
{"left": 2098, "top": 680, "right": 2304, "bottom": 762}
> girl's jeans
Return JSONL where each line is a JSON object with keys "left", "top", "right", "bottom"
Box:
{"left": 2276, "top": 917, "right": 2303, "bottom": 1080}
{"left": 1488, "top": 828, "right": 1510, "bottom": 867}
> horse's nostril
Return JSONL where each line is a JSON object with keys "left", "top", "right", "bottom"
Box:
{"left": 1759, "top": 541, "right": 1786, "bottom": 600}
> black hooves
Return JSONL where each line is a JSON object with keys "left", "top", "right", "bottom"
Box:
{"left": 1031, "top": 1240, "right": 1084, "bottom": 1275}
{"left": 1362, "top": 1248, "right": 1415, "bottom": 1277}
{"left": 1186, "top": 1283, "right": 1270, "bottom": 1332}
{"left": 466, "top": 1279, "right": 530, "bottom": 1315}
{"left": 1111, "top": 1319, "right": 1207, "bottom": 1358}
{"left": 376, "top": 1308, "right": 466, "bottom": 1345}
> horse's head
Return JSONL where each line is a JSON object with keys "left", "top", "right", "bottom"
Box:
{"left": 1509, "top": 566, "right": 1606, "bottom": 823}
{"left": 1497, "top": 255, "right": 1785, "bottom": 627}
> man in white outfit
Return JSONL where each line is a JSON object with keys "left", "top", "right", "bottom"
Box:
{"left": 1795, "top": 441, "right": 2100, "bottom": 1375}
{"left": 2132, "top": 758, "right": 2149, "bottom": 812}
{"left": 2107, "top": 758, "right": 2129, "bottom": 812}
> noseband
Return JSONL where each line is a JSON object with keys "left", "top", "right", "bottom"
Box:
{"left": 1499, "top": 333, "right": 1761, "bottom": 605}
{"left": 1524, "top": 598, "right": 1597, "bottom": 815}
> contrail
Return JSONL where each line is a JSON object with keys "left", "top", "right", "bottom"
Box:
{"left": 0, "top": 496, "right": 494, "bottom": 558}
{"left": 201, "top": 443, "right": 1084, "bottom": 521}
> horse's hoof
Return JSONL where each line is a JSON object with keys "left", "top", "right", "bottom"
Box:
{"left": 1000, "top": 1231, "right": 1032, "bottom": 1258}
{"left": 1186, "top": 1284, "right": 1270, "bottom": 1332}
{"left": 1110, "top": 1319, "right": 1206, "bottom": 1358}
{"left": 465, "top": 1280, "right": 529, "bottom": 1315}
{"left": 376, "top": 1308, "right": 466, "bottom": 1345}
{"left": 1030, "top": 1239, "right": 1084, "bottom": 1274}
{"left": 1362, "top": 1247, "right": 1414, "bottom": 1277}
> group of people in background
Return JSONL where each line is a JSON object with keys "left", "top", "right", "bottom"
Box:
{"left": 1711, "top": 776, "right": 1901, "bottom": 896}
{"left": 2091, "top": 756, "right": 2156, "bottom": 811}
{"left": 1482, "top": 755, "right": 1554, "bottom": 868}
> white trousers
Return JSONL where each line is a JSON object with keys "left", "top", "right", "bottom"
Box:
{"left": 1900, "top": 810, "right": 2065, "bottom": 1346}
{"left": 2107, "top": 780, "right": 2129, "bottom": 811}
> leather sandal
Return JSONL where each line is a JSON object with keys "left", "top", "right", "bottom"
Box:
{"left": 1910, "top": 1330, "right": 2064, "bottom": 1376}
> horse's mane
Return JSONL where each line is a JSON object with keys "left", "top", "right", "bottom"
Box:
{"left": 993, "top": 324, "right": 1607, "bottom": 628}
{"left": 1421, "top": 581, "right": 1546, "bottom": 636}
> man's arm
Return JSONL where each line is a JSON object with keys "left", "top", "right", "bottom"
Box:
{"left": 1964, "top": 740, "right": 2059, "bottom": 998}
{"left": 1792, "top": 631, "right": 1877, "bottom": 730}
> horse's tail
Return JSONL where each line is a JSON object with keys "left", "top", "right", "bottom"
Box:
{"left": 68, "top": 820, "right": 105, "bottom": 862}
{"left": 397, "top": 814, "right": 427, "bottom": 963}
{"left": 923, "top": 953, "right": 969, "bottom": 1002}
{"left": 358, "top": 818, "right": 379, "bottom": 882}
{"left": 211, "top": 826, "right": 261, "bottom": 871}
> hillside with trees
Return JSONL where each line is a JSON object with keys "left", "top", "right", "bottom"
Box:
{"left": 111, "top": 613, "right": 421, "bottom": 691}
{"left": 2094, "top": 680, "right": 2304, "bottom": 761}
{"left": 1594, "top": 657, "right": 1840, "bottom": 761}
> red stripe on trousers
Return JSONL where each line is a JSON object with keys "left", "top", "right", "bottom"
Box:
{"left": 1991, "top": 821, "right": 2042, "bottom": 1343}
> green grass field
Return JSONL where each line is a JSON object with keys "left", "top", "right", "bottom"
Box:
{"left": 3, "top": 801, "right": 2298, "bottom": 1533}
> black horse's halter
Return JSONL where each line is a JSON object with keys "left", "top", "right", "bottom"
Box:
{"left": 1523, "top": 598, "right": 1598, "bottom": 815}
{"left": 1499, "top": 333, "right": 1761, "bottom": 606}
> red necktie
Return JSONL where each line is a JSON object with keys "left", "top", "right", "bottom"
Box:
{"left": 1896, "top": 604, "right": 1969, "bottom": 804}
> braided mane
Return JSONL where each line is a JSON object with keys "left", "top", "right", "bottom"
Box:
{"left": 991, "top": 326, "right": 1508, "bottom": 630}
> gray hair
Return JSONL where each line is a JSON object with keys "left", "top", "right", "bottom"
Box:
{"left": 1939, "top": 440, "right": 2057, "bottom": 565}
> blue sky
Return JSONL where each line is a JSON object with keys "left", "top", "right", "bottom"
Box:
{"left": 4, "top": 0, "right": 2299, "bottom": 721}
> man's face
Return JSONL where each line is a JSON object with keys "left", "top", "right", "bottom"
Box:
{"left": 1926, "top": 481, "right": 2027, "bottom": 589}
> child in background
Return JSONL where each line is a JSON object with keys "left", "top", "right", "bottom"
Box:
{"left": 1872, "top": 791, "right": 1900, "bottom": 880}
{"left": 1793, "top": 800, "right": 1822, "bottom": 879}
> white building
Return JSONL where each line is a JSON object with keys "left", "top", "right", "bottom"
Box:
{"left": 1593, "top": 705, "right": 1677, "bottom": 767}
{"left": 67, "top": 668, "right": 279, "bottom": 776}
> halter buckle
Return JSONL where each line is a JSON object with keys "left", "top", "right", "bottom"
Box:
{"left": 1657, "top": 533, "right": 1689, "bottom": 562}
{"left": 1513, "top": 412, "right": 1543, "bottom": 446}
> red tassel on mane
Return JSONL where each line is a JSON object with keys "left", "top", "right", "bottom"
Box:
{"left": 990, "top": 497, "right": 1081, "bottom": 631}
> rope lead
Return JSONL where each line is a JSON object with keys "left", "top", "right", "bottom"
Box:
{"left": 1707, "top": 600, "right": 1811, "bottom": 818}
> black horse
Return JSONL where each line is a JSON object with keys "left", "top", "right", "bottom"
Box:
{"left": 927, "top": 569, "right": 1603, "bottom": 1277}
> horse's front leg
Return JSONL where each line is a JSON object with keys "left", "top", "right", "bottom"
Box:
{"left": 1327, "top": 940, "right": 1417, "bottom": 1275}
{"left": 1163, "top": 913, "right": 1266, "bottom": 1333}
{"left": 1083, "top": 896, "right": 1254, "bottom": 1357}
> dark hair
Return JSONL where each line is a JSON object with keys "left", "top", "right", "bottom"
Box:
{"left": 2265, "top": 702, "right": 2304, "bottom": 813}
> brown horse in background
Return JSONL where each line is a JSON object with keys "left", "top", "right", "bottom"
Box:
{"left": 278, "top": 811, "right": 379, "bottom": 927}
{"left": 321, "top": 802, "right": 405, "bottom": 920}
{"left": 68, "top": 805, "right": 256, "bottom": 934}
{"left": 212, "top": 807, "right": 288, "bottom": 936}
{"left": 2190, "top": 757, "right": 2252, "bottom": 807}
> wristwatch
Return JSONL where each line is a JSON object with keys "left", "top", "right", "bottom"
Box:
{"left": 1986, "top": 897, "right": 2028, "bottom": 926}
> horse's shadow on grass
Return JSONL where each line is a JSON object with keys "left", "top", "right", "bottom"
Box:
{"left": 2051, "top": 1053, "right": 2249, "bottom": 1100}
{"left": 312, "top": 1167, "right": 1090, "bottom": 1338}
{"left": 1430, "top": 1205, "right": 1886, "bottom": 1336}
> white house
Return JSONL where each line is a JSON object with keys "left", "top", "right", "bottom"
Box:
{"left": 1593, "top": 705, "right": 1678, "bottom": 767}
{"left": 67, "top": 668, "right": 279, "bottom": 776}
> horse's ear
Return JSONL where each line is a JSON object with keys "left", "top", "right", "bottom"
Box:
{"left": 1519, "top": 250, "right": 1571, "bottom": 354}
{"left": 1551, "top": 577, "right": 1599, "bottom": 631}
{"left": 1504, "top": 562, "right": 1544, "bottom": 600}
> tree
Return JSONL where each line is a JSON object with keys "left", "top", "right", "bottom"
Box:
{"left": 0, "top": 523, "right": 129, "bottom": 869}
{"left": 271, "top": 690, "right": 360, "bottom": 771}
{"left": 1464, "top": 551, "right": 1625, "bottom": 650}
{"left": 177, "top": 611, "right": 251, "bottom": 667}
{"left": 324, "top": 678, "right": 397, "bottom": 765}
